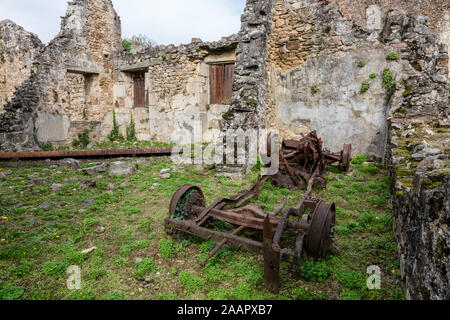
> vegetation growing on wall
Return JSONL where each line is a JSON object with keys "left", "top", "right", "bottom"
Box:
{"left": 122, "top": 40, "right": 131, "bottom": 53}
{"left": 386, "top": 52, "right": 399, "bottom": 61}
{"left": 382, "top": 68, "right": 396, "bottom": 103}
{"left": 108, "top": 110, "right": 124, "bottom": 142}
{"left": 311, "top": 85, "right": 319, "bottom": 95}
{"left": 72, "top": 130, "right": 91, "bottom": 149}
{"left": 360, "top": 81, "right": 370, "bottom": 94}
{"left": 126, "top": 115, "right": 136, "bottom": 142}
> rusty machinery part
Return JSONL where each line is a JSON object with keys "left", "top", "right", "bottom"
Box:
{"left": 0, "top": 148, "right": 174, "bottom": 160}
{"left": 341, "top": 144, "right": 352, "bottom": 172}
{"left": 169, "top": 185, "right": 205, "bottom": 221}
{"left": 306, "top": 201, "right": 336, "bottom": 258}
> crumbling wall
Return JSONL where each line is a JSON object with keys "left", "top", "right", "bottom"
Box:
{"left": 0, "top": 20, "right": 43, "bottom": 116}
{"left": 383, "top": 11, "right": 449, "bottom": 300}
{"left": 266, "top": 0, "right": 397, "bottom": 158}
{"left": 0, "top": 0, "right": 122, "bottom": 150}
{"left": 113, "top": 36, "right": 238, "bottom": 143}
{"left": 224, "top": 0, "right": 273, "bottom": 132}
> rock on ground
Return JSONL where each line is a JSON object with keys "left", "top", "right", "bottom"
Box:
{"left": 108, "top": 161, "right": 137, "bottom": 177}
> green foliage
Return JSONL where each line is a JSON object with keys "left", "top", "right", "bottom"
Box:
{"left": 126, "top": 114, "right": 137, "bottom": 141}
{"left": 0, "top": 284, "right": 25, "bottom": 300}
{"left": 138, "top": 219, "right": 151, "bottom": 233}
{"left": 352, "top": 155, "right": 368, "bottom": 164}
{"left": 358, "top": 60, "right": 366, "bottom": 68}
{"left": 43, "top": 261, "right": 67, "bottom": 279}
{"left": 122, "top": 40, "right": 131, "bottom": 52}
{"left": 178, "top": 271, "right": 206, "bottom": 293}
{"left": 300, "top": 259, "right": 331, "bottom": 282}
{"left": 89, "top": 268, "right": 107, "bottom": 280}
{"left": 114, "top": 256, "right": 128, "bottom": 267}
{"left": 340, "top": 289, "right": 361, "bottom": 300}
{"left": 136, "top": 258, "right": 155, "bottom": 277}
{"left": 336, "top": 269, "right": 365, "bottom": 289}
{"left": 158, "top": 292, "right": 179, "bottom": 300}
{"left": 101, "top": 291, "right": 125, "bottom": 300}
{"left": 63, "top": 251, "right": 87, "bottom": 265}
{"left": 66, "top": 289, "right": 95, "bottom": 300}
{"left": 360, "top": 163, "right": 380, "bottom": 175}
{"left": 204, "top": 265, "right": 233, "bottom": 284}
{"left": 10, "top": 260, "right": 32, "bottom": 277}
{"left": 386, "top": 52, "right": 399, "bottom": 61}
{"left": 382, "top": 68, "right": 396, "bottom": 103}
{"left": 205, "top": 104, "right": 211, "bottom": 111}
{"left": 158, "top": 238, "right": 177, "bottom": 259}
{"left": 133, "top": 239, "right": 150, "bottom": 249}
{"left": 294, "top": 288, "right": 310, "bottom": 300}
{"left": 108, "top": 110, "right": 124, "bottom": 142}
{"left": 119, "top": 245, "right": 132, "bottom": 256}
{"left": 369, "top": 73, "right": 378, "bottom": 79}
{"left": 72, "top": 130, "right": 90, "bottom": 149}
{"left": 311, "top": 85, "right": 319, "bottom": 95}
{"left": 360, "top": 81, "right": 370, "bottom": 94}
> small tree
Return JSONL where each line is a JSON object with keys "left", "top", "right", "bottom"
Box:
{"left": 108, "top": 110, "right": 123, "bottom": 142}
{"left": 126, "top": 114, "right": 137, "bottom": 141}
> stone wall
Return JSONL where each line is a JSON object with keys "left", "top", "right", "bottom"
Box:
{"left": 383, "top": 11, "right": 449, "bottom": 300}
{"left": 266, "top": 0, "right": 393, "bottom": 157}
{"left": 0, "top": 0, "right": 122, "bottom": 150}
{"left": 112, "top": 36, "right": 238, "bottom": 143}
{"left": 0, "top": 20, "right": 43, "bottom": 115}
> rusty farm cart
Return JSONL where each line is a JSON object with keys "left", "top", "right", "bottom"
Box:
{"left": 164, "top": 175, "right": 336, "bottom": 294}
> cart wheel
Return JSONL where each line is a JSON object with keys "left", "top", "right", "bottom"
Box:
{"left": 305, "top": 201, "right": 336, "bottom": 258}
{"left": 340, "top": 144, "right": 352, "bottom": 172}
{"left": 169, "top": 185, "right": 205, "bottom": 221}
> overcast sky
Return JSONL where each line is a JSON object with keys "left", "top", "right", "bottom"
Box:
{"left": 0, "top": 0, "right": 245, "bottom": 45}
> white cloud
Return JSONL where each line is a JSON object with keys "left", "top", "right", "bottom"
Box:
{"left": 0, "top": 0, "right": 245, "bottom": 45}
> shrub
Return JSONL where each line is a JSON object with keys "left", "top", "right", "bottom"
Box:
{"left": 108, "top": 110, "right": 124, "bottom": 142}
{"left": 126, "top": 114, "right": 136, "bottom": 141}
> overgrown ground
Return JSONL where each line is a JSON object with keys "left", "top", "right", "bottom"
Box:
{"left": 0, "top": 155, "right": 404, "bottom": 300}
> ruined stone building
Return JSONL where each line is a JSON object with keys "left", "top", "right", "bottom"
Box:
{"left": 0, "top": 0, "right": 448, "bottom": 299}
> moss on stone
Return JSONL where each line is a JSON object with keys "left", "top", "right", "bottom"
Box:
{"left": 245, "top": 99, "right": 258, "bottom": 107}
{"left": 395, "top": 168, "right": 415, "bottom": 176}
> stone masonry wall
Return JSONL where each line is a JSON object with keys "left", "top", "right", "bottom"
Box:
{"left": 113, "top": 36, "right": 238, "bottom": 143}
{"left": 0, "top": 0, "right": 122, "bottom": 151}
{"left": 266, "top": 0, "right": 397, "bottom": 158}
{"left": 0, "top": 20, "right": 43, "bottom": 116}
{"left": 383, "top": 11, "right": 449, "bottom": 300}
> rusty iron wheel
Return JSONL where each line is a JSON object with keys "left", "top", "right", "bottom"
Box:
{"left": 341, "top": 144, "right": 352, "bottom": 172}
{"left": 305, "top": 201, "right": 336, "bottom": 258}
{"left": 169, "top": 184, "right": 205, "bottom": 220}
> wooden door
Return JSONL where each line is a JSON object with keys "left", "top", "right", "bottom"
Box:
{"left": 210, "top": 63, "right": 234, "bottom": 104}
{"left": 133, "top": 73, "right": 146, "bottom": 108}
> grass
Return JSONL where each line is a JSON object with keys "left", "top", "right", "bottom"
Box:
{"left": 0, "top": 156, "right": 403, "bottom": 300}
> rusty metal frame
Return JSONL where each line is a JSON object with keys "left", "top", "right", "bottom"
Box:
{"left": 164, "top": 173, "right": 336, "bottom": 294}
{"left": 0, "top": 148, "right": 174, "bottom": 160}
